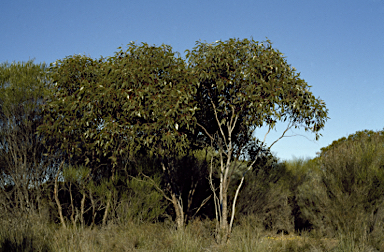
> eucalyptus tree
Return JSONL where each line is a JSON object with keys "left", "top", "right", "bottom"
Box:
{"left": 39, "top": 55, "right": 107, "bottom": 170}
{"left": 100, "top": 44, "right": 198, "bottom": 228}
{"left": 40, "top": 43, "right": 198, "bottom": 228}
{"left": 186, "top": 38, "right": 328, "bottom": 242}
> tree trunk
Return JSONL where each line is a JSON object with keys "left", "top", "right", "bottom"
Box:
{"left": 54, "top": 161, "right": 66, "bottom": 229}
{"left": 89, "top": 188, "right": 96, "bottom": 228}
{"left": 69, "top": 182, "right": 76, "bottom": 228}
{"left": 161, "top": 162, "right": 185, "bottom": 230}
{"left": 218, "top": 186, "right": 229, "bottom": 244}
{"left": 80, "top": 190, "right": 86, "bottom": 227}
{"left": 171, "top": 193, "right": 184, "bottom": 230}
{"left": 102, "top": 195, "right": 111, "bottom": 226}
{"left": 102, "top": 168, "right": 115, "bottom": 226}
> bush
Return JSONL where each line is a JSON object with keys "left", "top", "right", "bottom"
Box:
{"left": 235, "top": 157, "right": 294, "bottom": 233}
{"left": 115, "top": 175, "right": 167, "bottom": 224}
{"left": 297, "top": 130, "right": 384, "bottom": 245}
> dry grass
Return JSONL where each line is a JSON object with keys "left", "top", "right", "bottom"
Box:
{"left": 0, "top": 215, "right": 381, "bottom": 252}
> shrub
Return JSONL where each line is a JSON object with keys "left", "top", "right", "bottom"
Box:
{"left": 235, "top": 157, "right": 294, "bottom": 233}
{"left": 297, "top": 130, "right": 384, "bottom": 244}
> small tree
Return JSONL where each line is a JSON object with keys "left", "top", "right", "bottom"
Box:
{"left": 0, "top": 61, "right": 54, "bottom": 219}
{"left": 40, "top": 43, "right": 198, "bottom": 229}
{"left": 38, "top": 55, "right": 108, "bottom": 170}
{"left": 186, "top": 38, "right": 328, "bottom": 242}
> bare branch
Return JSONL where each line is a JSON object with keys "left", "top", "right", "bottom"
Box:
{"left": 282, "top": 132, "right": 318, "bottom": 143}
{"left": 192, "top": 194, "right": 212, "bottom": 219}
{"left": 229, "top": 176, "right": 245, "bottom": 233}
{"left": 228, "top": 106, "right": 239, "bottom": 134}
{"left": 269, "top": 122, "right": 293, "bottom": 149}
{"left": 196, "top": 122, "right": 215, "bottom": 141}
{"left": 211, "top": 100, "right": 228, "bottom": 149}
{"left": 208, "top": 154, "right": 220, "bottom": 226}
{"left": 263, "top": 125, "right": 271, "bottom": 144}
{"left": 131, "top": 173, "right": 173, "bottom": 203}
{"left": 222, "top": 107, "right": 239, "bottom": 194}
{"left": 216, "top": 134, "right": 229, "bottom": 159}
{"left": 187, "top": 178, "right": 198, "bottom": 212}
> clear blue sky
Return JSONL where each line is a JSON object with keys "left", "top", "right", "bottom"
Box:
{"left": 1, "top": 0, "right": 383, "bottom": 161}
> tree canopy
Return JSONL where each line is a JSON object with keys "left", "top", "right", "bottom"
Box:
{"left": 186, "top": 38, "right": 328, "bottom": 241}
{"left": 38, "top": 38, "right": 328, "bottom": 237}
{"left": 40, "top": 43, "right": 197, "bottom": 169}
{"left": 39, "top": 43, "right": 201, "bottom": 229}
{"left": 188, "top": 38, "right": 327, "bottom": 144}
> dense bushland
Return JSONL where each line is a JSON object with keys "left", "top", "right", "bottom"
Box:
{"left": 3, "top": 129, "right": 384, "bottom": 251}
{"left": 1, "top": 40, "right": 383, "bottom": 250}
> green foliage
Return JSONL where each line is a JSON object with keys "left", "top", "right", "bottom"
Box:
{"left": 62, "top": 165, "right": 90, "bottom": 186}
{"left": 0, "top": 60, "right": 50, "bottom": 116}
{"left": 117, "top": 176, "right": 167, "bottom": 223}
{"left": 187, "top": 38, "right": 328, "bottom": 145}
{"left": 319, "top": 129, "right": 384, "bottom": 156}
{"left": 280, "top": 158, "right": 318, "bottom": 231}
{"left": 40, "top": 38, "right": 329, "bottom": 171}
{"left": 0, "top": 60, "right": 54, "bottom": 216}
{"left": 38, "top": 55, "right": 107, "bottom": 166}
{"left": 283, "top": 158, "right": 317, "bottom": 180}
{"left": 40, "top": 43, "right": 197, "bottom": 170}
{"left": 9, "top": 39, "right": 384, "bottom": 250}
{"left": 235, "top": 159, "right": 295, "bottom": 232}
{"left": 0, "top": 61, "right": 50, "bottom": 156}
{"left": 36, "top": 38, "right": 329, "bottom": 236}
{"left": 185, "top": 38, "right": 328, "bottom": 239}
{"left": 297, "top": 130, "right": 384, "bottom": 244}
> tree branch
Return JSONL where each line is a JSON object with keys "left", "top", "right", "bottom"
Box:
{"left": 54, "top": 160, "right": 66, "bottom": 229}
{"left": 211, "top": 100, "right": 228, "bottom": 149}
{"left": 131, "top": 173, "right": 173, "bottom": 203}
{"left": 208, "top": 153, "right": 220, "bottom": 227}
{"left": 269, "top": 122, "right": 293, "bottom": 149}
{"left": 192, "top": 194, "right": 212, "bottom": 219}
{"left": 196, "top": 122, "right": 215, "bottom": 142}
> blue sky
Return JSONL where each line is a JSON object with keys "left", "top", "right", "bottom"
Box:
{"left": 1, "top": 0, "right": 383, "bottom": 160}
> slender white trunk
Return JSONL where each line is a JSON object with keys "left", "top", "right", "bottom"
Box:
{"left": 55, "top": 161, "right": 66, "bottom": 229}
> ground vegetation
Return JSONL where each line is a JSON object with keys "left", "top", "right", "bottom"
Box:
{"left": 1, "top": 39, "right": 383, "bottom": 251}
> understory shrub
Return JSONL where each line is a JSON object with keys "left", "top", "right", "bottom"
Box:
{"left": 297, "top": 131, "right": 384, "bottom": 249}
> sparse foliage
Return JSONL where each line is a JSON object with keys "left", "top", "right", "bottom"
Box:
{"left": 0, "top": 61, "right": 54, "bottom": 219}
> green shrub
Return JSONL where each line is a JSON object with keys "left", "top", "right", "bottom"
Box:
{"left": 297, "top": 130, "right": 384, "bottom": 244}
{"left": 115, "top": 175, "right": 167, "bottom": 224}
{"left": 235, "top": 158, "right": 295, "bottom": 233}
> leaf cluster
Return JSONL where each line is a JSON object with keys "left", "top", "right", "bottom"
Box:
{"left": 187, "top": 38, "right": 328, "bottom": 152}
{"left": 39, "top": 43, "right": 197, "bottom": 170}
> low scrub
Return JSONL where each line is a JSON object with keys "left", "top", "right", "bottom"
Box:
{"left": 296, "top": 131, "right": 384, "bottom": 250}
{"left": 0, "top": 215, "right": 351, "bottom": 252}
